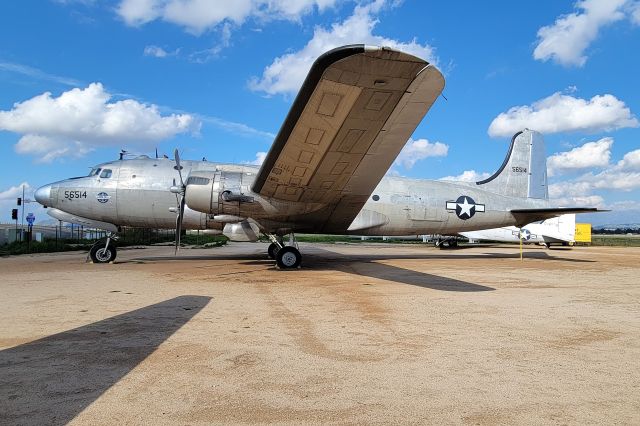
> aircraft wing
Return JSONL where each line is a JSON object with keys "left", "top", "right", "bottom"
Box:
{"left": 252, "top": 44, "right": 444, "bottom": 233}
{"left": 511, "top": 208, "right": 602, "bottom": 228}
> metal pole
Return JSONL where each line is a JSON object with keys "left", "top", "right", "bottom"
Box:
{"left": 520, "top": 229, "right": 523, "bottom": 261}
{"left": 21, "top": 185, "right": 25, "bottom": 242}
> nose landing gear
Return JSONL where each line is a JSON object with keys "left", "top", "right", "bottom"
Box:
{"left": 88, "top": 232, "right": 119, "bottom": 263}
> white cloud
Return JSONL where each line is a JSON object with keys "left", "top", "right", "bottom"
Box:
{"left": 0, "top": 182, "right": 32, "bottom": 201}
{"left": 438, "top": 170, "right": 491, "bottom": 183}
{"left": 143, "top": 45, "right": 170, "bottom": 57}
{"left": 588, "top": 170, "right": 640, "bottom": 191}
{"left": 553, "top": 194, "right": 606, "bottom": 208}
{"left": 197, "top": 115, "right": 274, "bottom": 140}
{"left": 0, "top": 61, "right": 81, "bottom": 87}
{"left": 547, "top": 137, "right": 613, "bottom": 176}
{"left": 549, "top": 144, "right": 640, "bottom": 207}
{"left": 116, "top": 0, "right": 341, "bottom": 35}
{"left": 488, "top": 92, "right": 638, "bottom": 138}
{"left": 249, "top": 2, "right": 438, "bottom": 96}
{"left": 248, "top": 151, "right": 267, "bottom": 166}
{"left": 533, "top": 0, "right": 629, "bottom": 67}
{"left": 632, "top": 2, "right": 640, "bottom": 24}
{"left": 0, "top": 181, "right": 49, "bottom": 224}
{"left": 0, "top": 83, "right": 199, "bottom": 162}
{"left": 617, "top": 148, "right": 640, "bottom": 169}
{"left": 395, "top": 138, "right": 448, "bottom": 169}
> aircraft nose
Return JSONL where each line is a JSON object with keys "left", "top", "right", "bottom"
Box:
{"left": 34, "top": 184, "right": 52, "bottom": 206}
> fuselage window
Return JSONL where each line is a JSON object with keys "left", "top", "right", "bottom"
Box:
{"left": 372, "top": 194, "right": 380, "bottom": 201}
{"left": 100, "top": 169, "right": 112, "bottom": 178}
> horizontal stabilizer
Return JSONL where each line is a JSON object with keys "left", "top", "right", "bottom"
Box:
{"left": 511, "top": 207, "right": 605, "bottom": 227}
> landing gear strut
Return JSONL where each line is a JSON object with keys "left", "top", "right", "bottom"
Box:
{"left": 267, "top": 242, "right": 280, "bottom": 259}
{"left": 266, "top": 233, "right": 302, "bottom": 269}
{"left": 88, "top": 232, "right": 118, "bottom": 263}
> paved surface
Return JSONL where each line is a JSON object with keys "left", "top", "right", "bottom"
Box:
{"left": 1, "top": 243, "right": 639, "bottom": 425}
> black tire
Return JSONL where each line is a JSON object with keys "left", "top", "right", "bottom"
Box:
{"left": 90, "top": 242, "right": 117, "bottom": 263}
{"left": 267, "top": 243, "right": 279, "bottom": 259}
{"left": 276, "top": 246, "right": 302, "bottom": 269}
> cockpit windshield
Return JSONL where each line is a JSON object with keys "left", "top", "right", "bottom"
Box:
{"left": 88, "top": 168, "right": 102, "bottom": 176}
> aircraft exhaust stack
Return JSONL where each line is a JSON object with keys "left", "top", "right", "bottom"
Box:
{"left": 475, "top": 129, "right": 548, "bottom": 200}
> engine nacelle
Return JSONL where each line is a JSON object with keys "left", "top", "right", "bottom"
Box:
{"left": 184, "top": 172, "right": 219, "bottom": 214}
{"left": 223, "top": 221, "right": 260, "bottom": 242}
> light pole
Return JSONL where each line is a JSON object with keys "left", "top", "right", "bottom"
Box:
{"left": 20, "top": 185, "right": 36, "bottom": 243}
{"left": 21, "top": 186, "right": 24, "bottom": 241}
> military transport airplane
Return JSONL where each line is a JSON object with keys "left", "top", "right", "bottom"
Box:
{"left": 34, "top": 44, "right": 599, "bottom": 268}
{"left": 460, "top": 214, "right": 577, "bottom": 248}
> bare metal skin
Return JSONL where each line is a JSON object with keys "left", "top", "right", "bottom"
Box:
{"left": 33, "top": 45, "right": 597, "bottom": 266}
{"left": 34, "top": 130, "right": 553, "bottom": 237}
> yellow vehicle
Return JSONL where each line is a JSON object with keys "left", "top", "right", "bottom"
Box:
{"left": 575, "top": 223, "right": 592, "bottom": 243}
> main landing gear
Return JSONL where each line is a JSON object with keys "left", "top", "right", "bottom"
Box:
{"left": 88, "top": 232, "right": 119, "bottom": 263}
{"left": 266, "top": 233, "right": 302, "bottom": 269}
{"left": 435, "top": 236, "right": 458, "bottom": 249}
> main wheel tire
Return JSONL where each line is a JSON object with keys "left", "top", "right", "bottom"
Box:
{"left": 90, "top": 243, "right": 117, "bottom": 263}
{"left": 267, "top": 243, "right": 279, "bottom": 259}
{"left": 276, "top": 246, "right": 301, "bottom": 269}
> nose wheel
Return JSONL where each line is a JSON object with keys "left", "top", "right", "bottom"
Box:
{"left": 88, "top": 233, "right": 118, "bottom": 263}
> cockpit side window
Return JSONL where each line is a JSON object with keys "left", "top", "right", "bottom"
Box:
{"left": 100, "top": 169, "right": 112, "bottom": 178}
{"left": 89, "top": 168, "right": 102, "bottom": 176}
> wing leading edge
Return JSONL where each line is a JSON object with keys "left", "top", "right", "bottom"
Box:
{"left": 252, "top": 44, "right": 445, "bottom": 233}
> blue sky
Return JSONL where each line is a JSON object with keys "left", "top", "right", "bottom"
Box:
{"left": 1, "top": 0, "right": 639, "bottom": 225}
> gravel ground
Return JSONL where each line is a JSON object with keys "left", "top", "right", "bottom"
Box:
{"left": 1, "top": 242, "right": 639, "bottom": 425}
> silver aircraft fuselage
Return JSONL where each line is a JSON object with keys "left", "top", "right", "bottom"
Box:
{"left": 34, "top": 155, "right": 549, "bottom": 237}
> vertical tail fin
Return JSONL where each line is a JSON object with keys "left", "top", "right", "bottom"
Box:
{"left": 476, "top": 129, "right": 548, "bottom": 199}
{"left": 557, "top": 213, "right": 576, "bottom": 240}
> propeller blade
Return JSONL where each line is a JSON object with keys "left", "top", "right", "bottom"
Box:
{"left": 174, "top": 148, "right": 184, "bottom": 187}
{"left": 174, "top": 195, "right": 186, "bottom": 255}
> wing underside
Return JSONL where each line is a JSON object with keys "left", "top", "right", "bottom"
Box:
{"left": 252, "top": 44, "right": 444, "bottom": 232}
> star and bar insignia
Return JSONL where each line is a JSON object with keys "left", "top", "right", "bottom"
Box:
{"left": 446, "top": 195, "right": 485, "bottom": 220}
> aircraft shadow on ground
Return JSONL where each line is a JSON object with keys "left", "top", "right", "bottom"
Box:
{"left": 123, "top": 245, "right": 592, "bottom": 265}
{"left": 303, "top": 249, "right": 495, "bottom": 292}
{"left": 121, "top": 245, "right": 592, "bottom": 291}
{"left": 0, "top": 295, "right": 210, "bottom": 426}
